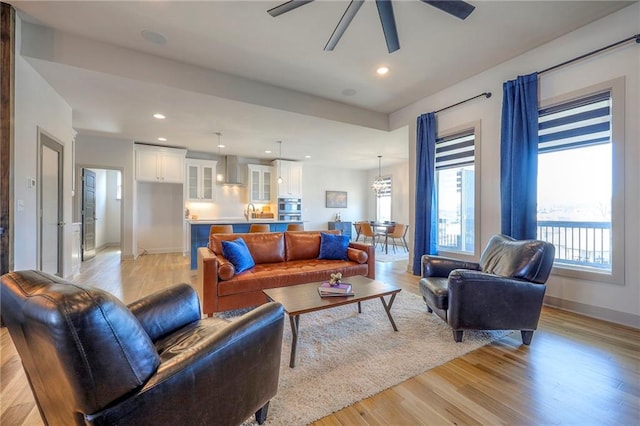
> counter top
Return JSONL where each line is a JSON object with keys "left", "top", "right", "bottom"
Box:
{"left": 187, "top": 219, "right": 302, "bottom": 224}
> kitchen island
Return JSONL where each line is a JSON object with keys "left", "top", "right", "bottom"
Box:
{"left": 187, "top": 219, "right": 304, "bottom": 269}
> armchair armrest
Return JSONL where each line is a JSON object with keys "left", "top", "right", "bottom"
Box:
{"left": 421, "top": 255, "right": 480, "bottom": 278}
{"left": 128, "top": 283, "right": 201, "bottom": 341}
{"left": 447, "top": 269, "right": 546, "bottom": 330}
{"left": 86, "top": 302, "right": 286, "bottom": 425}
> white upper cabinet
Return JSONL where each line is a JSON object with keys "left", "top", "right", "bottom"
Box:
{"left": 186, "top": 159, "right": 217, "bottom": 201}
{"left": 135, "top": 145, "right": 186, "bottom": 183}
{"left": 248, "top": 164, "right": 273, "bottom": 203}
{"left": 272, "top": 160, "right": 302, "bottom": 198}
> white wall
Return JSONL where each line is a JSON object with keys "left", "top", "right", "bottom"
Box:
{"left": 87, "top": 168, "right": 121, "bottom": 250}
{"left": 106, "top": 170, "right": 121, "bottom": 245}
{"left": 390, "top": 3, "right": 640, "bottom": 326}
{"left": 13, "top": 15, "right": 74, "bottom": 274}
{"left": 92, "top": 169, "right": 107, "bottom": 249}
{"left": 301, "top": 165, "right": 370, "bottom": 231}
{"left": 136, "top": 182, "right": 183, "bottom": 253}
{"left": 75, "top": 135, "right": 135, "bottom": 259}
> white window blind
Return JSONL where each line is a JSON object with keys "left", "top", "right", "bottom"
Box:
{"left": 538, "top": 91, "right": 611, "bottom": 153}
{"left": 435, "top": 131, "right": 475, "bottom": 170}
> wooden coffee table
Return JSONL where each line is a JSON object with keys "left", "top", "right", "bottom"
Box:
{"left": 263, "top": 275, "right": 401, "bottom": 368}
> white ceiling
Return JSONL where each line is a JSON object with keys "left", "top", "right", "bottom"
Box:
{"left": 10, "top": 0, "right": 633, "bottom": 170}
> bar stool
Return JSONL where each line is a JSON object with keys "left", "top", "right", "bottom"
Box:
{"left": 209, "top": 224, "right": 233, "bottom": 235}
{"left": 249, "top": 224, "right": 271, "bottom": 233}
{"left": 286, "top": 223, "right": 304, "bottom": 231}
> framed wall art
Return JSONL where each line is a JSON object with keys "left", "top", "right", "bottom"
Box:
{"left": 326, "top": 191, "right": 347, "bottom": 208}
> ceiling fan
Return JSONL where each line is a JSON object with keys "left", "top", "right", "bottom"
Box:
{"left": 267, "top": 0, "right": 475, "bottom": 54}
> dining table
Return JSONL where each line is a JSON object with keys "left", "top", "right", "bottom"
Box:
{"left": 371, "top": 222, "right": 396, "bottom": 254}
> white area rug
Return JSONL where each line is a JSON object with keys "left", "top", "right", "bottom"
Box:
{"left": 242, "top": 290, "right": 510, "bottom": 425}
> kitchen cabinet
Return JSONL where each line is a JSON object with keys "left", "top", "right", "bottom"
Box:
{"left": 272, "top": 160, "right": 302, "bottom": 198}
{"left": 328, "top": 221, "right": 352, "bottom": 240}
{"left": 186, "top": 159, "right": 217, "bottom": 201}
{"left": 135, "top": 145, "right": 186, "bottom": 183}
{"left": 247, "top": 164, "right": 273, "bottom": 203}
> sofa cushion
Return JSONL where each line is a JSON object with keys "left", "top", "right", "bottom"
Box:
{"left": 285, "top": 231, "right": 321, "bottom": 261}
{"left": 217, "top": 257, "right": 235, "bottom": 281}
{"left": 212, "top": 233, "right": 285, "bottom": 264}
{"left": 217, "top": 259, "right": 369, "bottom": 297}
{"left": 318, "top": 232, "right": 349, "bottom": 261}
{"left": 347, "top": 247, "right": 368, "bottom": 264}
{"left": 221, "top": 238, "right": 255, "bottom": 273}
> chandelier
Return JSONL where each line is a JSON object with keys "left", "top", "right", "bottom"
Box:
{"left": 371, "top": 155, "right": 389, "bottom": 195}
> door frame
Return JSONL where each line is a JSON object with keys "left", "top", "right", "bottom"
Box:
{"left": 38, "top": 128, "right": 64, "bottom": 275}
{"left": 1, "top": 3, "right": 15, "bottom": 275}
{"left": 76, "top": 165, "right": 125, "bottom": 259}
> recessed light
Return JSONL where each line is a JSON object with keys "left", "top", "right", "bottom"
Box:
{"left": 157, "top": 137, "right": 167, "bottom": 142}
{"left": 376, "top": 66, "right": 389, "bottom": 75}
{"left": 153, "top": 113, "right": 166, "bottom": 119}
{"left": 305, "top": 155, "right": 311, "bottom": 159}
{"left": 141, "top": 30, "right": 167, "bottom": 45}
{"left": 265, "top": 150, "right": 272, "bottom": 154}
{"left": 217, "top": 144, "right": 225, "bottom": 148}
{"left": 342, "top": 88, "right": 357, "bottom": 96}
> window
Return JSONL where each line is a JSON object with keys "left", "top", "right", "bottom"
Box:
{"left": 537, "top": 80, "right": 624, "bottom": 283}
{"left": 435, "top": 129, "right": 476, "bottom": 254}
{"left": 375, "top": 176, "right": 392, "bottom": 222}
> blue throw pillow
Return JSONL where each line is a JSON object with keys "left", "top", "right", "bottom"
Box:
{"left": 221, "top": 238, "right": 255, "bottom": 273}
{"left": 318, "top": 232, "right": 350, "bottom": 261}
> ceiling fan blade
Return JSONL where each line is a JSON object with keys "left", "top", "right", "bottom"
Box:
{"left": 267, "top": 0, "right": 314, "bottom": 17}
{"left": 324, "top": 0, "right": 364, "bottom": 51}
{"left": 421, "top": 0, "right": 475, "bottom": 20}
{"left": 376, "top": 0, "right": 400, "bottom": 53}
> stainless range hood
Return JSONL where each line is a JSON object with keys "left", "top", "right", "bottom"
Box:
{"left": 221, "top": 155, "right": 243, "bottom": 186}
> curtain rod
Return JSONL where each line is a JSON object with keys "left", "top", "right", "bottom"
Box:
{"left": 434, "top": 92, "right": 492, "bottom": 114}
{"left": 539, "top": 33, "right": 640, "bottom": 75}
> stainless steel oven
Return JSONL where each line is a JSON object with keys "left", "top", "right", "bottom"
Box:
{"left": 278, "top": 198, "right": 302, "bottom": 221}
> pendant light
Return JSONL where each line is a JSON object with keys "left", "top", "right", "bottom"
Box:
{"left": 215, "top": 132, "right": 224, "bottom": 182}
{"left": 276, "top": 140, "right": 283, "bottom": 184}
{"left": 371, "top": 155, "right": 388, "bottom": 195}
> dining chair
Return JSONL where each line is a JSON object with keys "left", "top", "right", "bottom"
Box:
{"left": 359, "top": 222, "right": 379, "bottom": 247}
{"left": 353, "top": 222, "right": 363, "bottom": 241}
{"left": 286, "top": 223, "right": 304, "bottom": 231}
{"left": 210, "top": 224, "right": 234, "bottom": 235}
{"left": 249, "top": 223, "right": 271, "bottom": 233}
{"left": 388, "top": 223, "right": 409, "bottom": 253}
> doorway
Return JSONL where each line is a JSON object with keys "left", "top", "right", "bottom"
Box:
{"left": 80, "top": 167, "right": 122, "bottom": 261}
{"left": 39, "top": 131, "right": 64, "bottom": 276}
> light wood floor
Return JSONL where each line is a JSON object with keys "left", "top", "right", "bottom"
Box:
{"left": 1, "top": 248, "right": 638, "bottom": 425}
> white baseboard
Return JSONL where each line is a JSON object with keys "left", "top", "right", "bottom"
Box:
{"left": 544, "top": 295, "right": 640, "bottom": 329}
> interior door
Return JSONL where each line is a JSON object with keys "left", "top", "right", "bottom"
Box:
{"left": 40, "top": 133, "right": 63, "bottom": 275}
{"left": 82, "top": 168, "right": 96, "bottom": 260}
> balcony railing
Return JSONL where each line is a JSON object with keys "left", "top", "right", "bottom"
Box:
{"left": 438, "top": 220, "right": 611, "bottom": 270}
{"left": 537, "top": 220, "right": 611, "bottom": 270}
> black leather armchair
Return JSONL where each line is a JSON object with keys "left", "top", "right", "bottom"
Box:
{"left": 419, "top": 234, "right": 555, "bottom": 344}
{"left": 1, "top": 270, "right": 285, "bottom": 426}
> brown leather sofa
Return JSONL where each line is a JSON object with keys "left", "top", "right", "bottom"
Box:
{"left": 197, "top": 230, "right": 375, "bottom": 315}
{"left": 1, "top": 270, "right": 285, "bottom": 425}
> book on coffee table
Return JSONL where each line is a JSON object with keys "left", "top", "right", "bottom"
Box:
{"left": 318, "top": 282, "right": 352, "bottom": 294}
{"left": 318, "top": 287, "right": 355, "bottom": 297}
